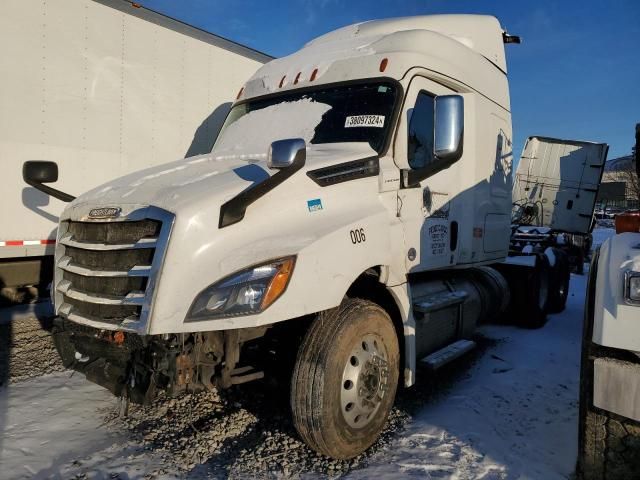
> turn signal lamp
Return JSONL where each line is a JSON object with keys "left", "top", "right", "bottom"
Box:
{"left": 262, "top": 257, "right": 295, "bottom": 309}
{"left": 379, "top": 58, "right": 388, "bottom": 72}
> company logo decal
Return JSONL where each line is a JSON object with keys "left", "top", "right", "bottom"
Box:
{"left": 88, "top": 207, "right": 121, "bottom": 219}
{"left": 307, "top": 199, "right": 323, "bottom": 212}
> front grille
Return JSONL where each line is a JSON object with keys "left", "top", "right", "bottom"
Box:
{"left": 63, "top": 270, "right": 147, "bottom": 296}
{"left": 67, "top": 220, "right": 161, "bottom": 244}
{"left": 64, "top": 246, "right": 155, "bottom": 271}
{"left": 54, "top": 208, "right": 173, "bottom": 332}
{"left": 64, "top": 295, "right": 141, "bottom": 321}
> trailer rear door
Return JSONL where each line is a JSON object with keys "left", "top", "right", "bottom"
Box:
{"left": 512, "top": 136, "right": 608, "bottom": 234}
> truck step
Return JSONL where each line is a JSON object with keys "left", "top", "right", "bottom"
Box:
{"left": 420, "top": 339, "right": 476, "bottom": 370}
{"left": 413, "top": 290, "right": 468, "bottom": 313}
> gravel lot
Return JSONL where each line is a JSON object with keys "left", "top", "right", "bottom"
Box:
{"left": 95, "top": 338, "right": 492, "bottom": 479}
{"left": 0, "top": 304, "right": 63, "bottom": 386}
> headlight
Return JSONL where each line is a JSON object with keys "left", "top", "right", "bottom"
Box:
{"left": 187, "top": 257, "right": 295, "bottom": 320}
{"left": 625, "top": 271, "right": 640, "bottom": 305}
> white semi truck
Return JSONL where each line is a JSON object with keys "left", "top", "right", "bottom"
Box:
{"left": 0, "top": 0, "right": 270, "bottom": 301}
{"left": 578, "top": 125, "right": 640, "bottom": 479}
{"left": 23, "top": 15, "right": 606, "bottom": 459}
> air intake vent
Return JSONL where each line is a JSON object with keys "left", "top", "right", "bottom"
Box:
{"left": 307, "top": 157, "right": 379, "bottom": 187}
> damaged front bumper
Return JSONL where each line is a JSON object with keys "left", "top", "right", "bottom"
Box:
{"left": 52, "top": 317, "right": 267, "bottom": 404}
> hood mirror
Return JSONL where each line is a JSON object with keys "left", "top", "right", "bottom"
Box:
{"left": 268, "top": 138, "right": 306, "bottom": 169}
{"left": 23, "top": 160, "right": 75, "bottom": 202}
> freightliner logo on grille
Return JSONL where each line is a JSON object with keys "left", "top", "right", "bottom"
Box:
{"left": 88, "top": 207, "right": 121, "bottom": 219}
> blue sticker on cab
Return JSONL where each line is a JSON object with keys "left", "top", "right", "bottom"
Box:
{"left": 307, "top": 199, "right": 323, "bottom": 212}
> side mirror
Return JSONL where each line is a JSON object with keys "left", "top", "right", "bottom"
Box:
{"left": 434, "top": 95, "right": 464, "bottom": 161}
{"left": 268, "top": 138, "right": 306, "bottom": 169}
{"left": 23, "top": 160, "right": 59, "bottom": 184}
{"left": 23, "top": 161, "right": 75, "bottom": 202}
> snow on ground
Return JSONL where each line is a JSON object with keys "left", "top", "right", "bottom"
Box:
{"left": 0, "top": 229, "right": 618, "bottom": 479}
{"left": 353, "top": 273, "right": 588, "bottom": 480}
{"left": 0, "top": 374, "right": 123, "bottom": 478}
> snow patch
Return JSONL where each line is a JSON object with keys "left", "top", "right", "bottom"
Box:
{"left": 212, "top": 98, "right": 331, "bottom": 157}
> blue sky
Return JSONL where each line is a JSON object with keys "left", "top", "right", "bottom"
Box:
{"left": 141, "top": 0, "right": 639, "bottom": 160}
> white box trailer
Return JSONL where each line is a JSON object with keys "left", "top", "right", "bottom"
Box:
{"left": 0, "top": 0, "right": 271, "bottom": 293}
{"left": 512, "top": 136, "right": 608, "bottom": 234}
{"left": 510, "top": 136, "right": 608, "bottom": 276}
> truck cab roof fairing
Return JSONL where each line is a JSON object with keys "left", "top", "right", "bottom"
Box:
{"left": 240, "top": 15, "right": 511, "bottom": 111}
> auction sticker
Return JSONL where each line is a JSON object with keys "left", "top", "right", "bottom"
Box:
{"left": 344, "top": 115, "right": 385, "bottom": 128}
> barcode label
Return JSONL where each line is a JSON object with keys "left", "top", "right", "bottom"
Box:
{"left": 344, "top": 115, "right": 385, "bottom": 128}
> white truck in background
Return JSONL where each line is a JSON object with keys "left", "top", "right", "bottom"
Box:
{"left": 23, "top": 15, "right": 606, "bottom": 459}
{"left": 578, "top": 124, "right": 640, "bottom": 480}
{"left": 511, "top": 136, "right": 608, "bottom": 275}
{"left": 0, "top": 0, "right": 270, "bottom": 302}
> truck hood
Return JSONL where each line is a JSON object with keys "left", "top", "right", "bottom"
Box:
{"left": 71, "top": 142, "right": 377, "bottom": 215}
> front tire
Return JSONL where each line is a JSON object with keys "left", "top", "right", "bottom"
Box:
{"left": 291, "top": 298, "right": 400, "bottom": 459}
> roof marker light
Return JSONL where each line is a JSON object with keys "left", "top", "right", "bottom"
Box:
{"left": 310, "top": 68, "right": 318, "bottom": 81}
{"left": 236, "top": 87, "right": 244, "bottom": 100}
{"left": 379, "top": 58, "right": 388, "bottom": 72}
{"left": 279, "top": 75, "right": 286, "bottom": 88}
{"left": 294, "top": 72, "right": 302, "bottom": 84}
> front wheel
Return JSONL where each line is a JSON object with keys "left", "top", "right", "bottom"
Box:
{"left": 290, "top": 298, "right": 400, "bottom": 459}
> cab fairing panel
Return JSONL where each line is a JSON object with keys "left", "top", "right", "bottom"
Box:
{"left": 307, "top": 15, "right": 508, "bottom": 73}
{"left": 593, "top": 233, "right": 640, "bottom": 351}
{"left": 242, "top": 29, "right": 510, "bottom": 112}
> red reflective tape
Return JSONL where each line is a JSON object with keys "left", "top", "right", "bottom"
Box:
{"left": 0, "top": 239, "right": 56, "bottom": 247}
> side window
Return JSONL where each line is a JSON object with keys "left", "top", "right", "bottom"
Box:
{"left": 407, "top": 92, "right": 435, "bottom": 170}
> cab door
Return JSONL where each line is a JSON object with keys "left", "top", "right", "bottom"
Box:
{"left": 395, "top": 76, "right": 464, "bottom": 272}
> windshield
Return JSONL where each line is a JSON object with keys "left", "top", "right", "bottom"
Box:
{"left": 213, "top": 81, "right": 398, "bottom": 156}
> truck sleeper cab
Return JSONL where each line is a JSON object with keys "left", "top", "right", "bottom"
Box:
{"left": 30, "top": 15, "right": 565, "bottom": 459}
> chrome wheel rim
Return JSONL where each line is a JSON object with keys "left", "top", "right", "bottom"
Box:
{"left": 340, "top": 333, "right": 390, "bottom": 429}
